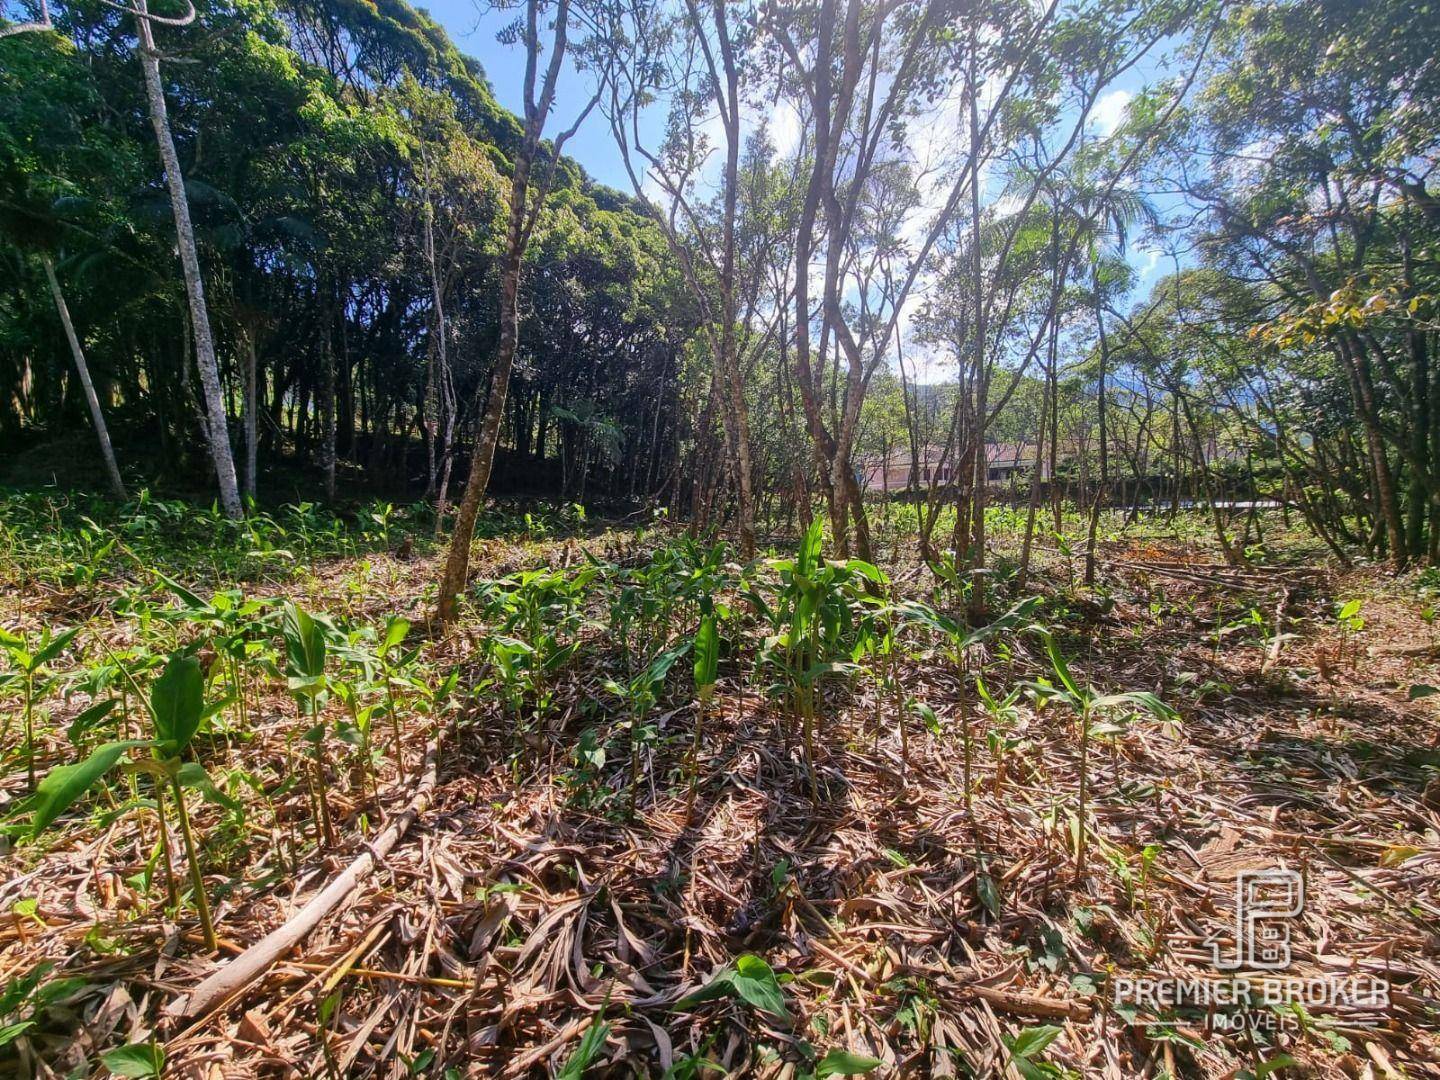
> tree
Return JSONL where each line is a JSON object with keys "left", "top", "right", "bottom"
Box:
{"left": 436, "top": 0, "right": 601, "bottom": 627}
{"left": 131, "top": 0, "right": 243, "bottom": 518}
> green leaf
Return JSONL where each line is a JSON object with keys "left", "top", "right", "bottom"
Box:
{"left": 30, "top": 627, "right": 80, "bottom": 672}
{"left": 908, "top": 700, "right": 940, "bottom": 735}
{"left": 977, "top": 872, "right": 1003, "bottom": 918}
{"left": 814, "top": 1048, "right": 882, "bottom": 1077}
{"left": 640, "top": 640, "right": 690, "bottom": 694}
{"left": 151, "top": 653, "right": 204, "bottom": 753}
{"left": 0, "top": 1021, "right": 35, "bottom": 1047}
{"left": 1043, "top": 636, "right": 1081, "bottom": 701}
{"left": 693, "top": 614, "right": 719, "bottom": 695}
{"left": 26, "top": 740, "right": 151, "bottom": 838}
{"left": 678, "top": 954, "right": 790, "bottom": 1022}
{"left": 1409, "top": 684, "right": 1440, "bottom": 701}
{"left": 66, "top": 698, "right": 118, "bottom": 743}
{"left": 154, "top": 570, "right": 209, "bottom": 610}
{"left": 796, "top": 518, "right": 824, "bottom": 577}
{"left": 1253, "top": 1054, "right": 1298, "bottom": 1078}
{"left": 1092, "top": 691, "right": 1178, "bottom": 722}
{"left": 556, "top": 1017, "right": 611, "bottom": 1079}
{"left": 283, "top": 602, "right": 326, "bottom": 678}
{"left": 176, "top": 761, "right": 241, "bottom": 812}
{"left": 1006, "top": 1025, "right": 1062, "bottom": 1060}
{"left": 101, "top": 1041, "right": 165, "bottom": 1077}
{"left": 382, "top": 616, "right": 411, "bottom": 655}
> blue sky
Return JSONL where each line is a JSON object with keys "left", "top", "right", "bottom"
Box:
{"left": 419, "top": 1, "right": 634, "bottom": 190}
{"left": 417, "top": 1, "right": 1184, "bottom": 380}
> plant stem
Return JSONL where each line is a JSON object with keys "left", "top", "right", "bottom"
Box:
{"left": 685, "top": 698, "right": 705, "bottom": 824}
{"left": 24, "top": 671, "right": 36, "bottom": 791}
{"left": 153, "top": 773, "right": 180, "bottom": 910}
{"left": 170, "top": 774, "right": 218, "bottom": 951}
{"left": 1076, "top": 702, "right": 1090, "bottom": 878}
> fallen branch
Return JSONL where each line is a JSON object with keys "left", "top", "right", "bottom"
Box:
{"left": 166, "top": 740, "right": 440, "bottom": 1021}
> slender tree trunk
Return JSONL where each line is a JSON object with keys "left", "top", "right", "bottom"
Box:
{"left": 436, "top": 146, "right": 531, "bottom": 625}
{"left": 1339, "top": 333, "right": 1406, "bottom": 566}
{"left": 1084, "top": 279, "right": 1109, "bottom": 586}
{"left": 134, "top": 0, "right": 242, "bottom": 518}
{"left": 240, "top": 323, "right": 258, "bottom": 501}
{"left": 322, "top": 315, "right": 336, "bottom": 501}
{"left": 42, "top": 256, "right": 126, "bottom": 500}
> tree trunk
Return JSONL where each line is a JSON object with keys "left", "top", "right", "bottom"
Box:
{"left": 435, "top": 144, "right": 532, "bottom": 626}
{"left": 1084, "top": 279, "right": 1109, "bottom": 586}
{"left": 134, "top": 0, "right": 242, "bottom": 518}
{"left": 322, "top": 315, "right": 336, "bottom": 500}
{"left": 42, "top": 256, "right": 126, "bottom": 500}
{"left": 240, "top": 323, "right": 258, "bottom": 501}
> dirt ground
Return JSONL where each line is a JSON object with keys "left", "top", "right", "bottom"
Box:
{"left": 3, "top": 518, "right": 1439, "bottom": 1078}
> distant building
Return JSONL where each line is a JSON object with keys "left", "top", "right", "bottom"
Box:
{"left": 858, "top": 442, "right": 1048, "bottom": 493}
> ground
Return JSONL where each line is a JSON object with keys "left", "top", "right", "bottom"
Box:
{"left": 0, "top": 492, "right": 1437, "bottom": 1078}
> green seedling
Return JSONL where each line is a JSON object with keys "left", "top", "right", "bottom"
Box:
{"left": 1, "top": 626, "right": 80, "bottom": 790}
{"left": 1023, "top": 634, "right": 1178, "bottom": 877}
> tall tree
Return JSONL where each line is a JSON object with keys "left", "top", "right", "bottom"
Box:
{"left": 131, "top": 0, "right": 243, "bottom": 517}
{"left": 436, "top": 0, "right": 600, "bottom": 626}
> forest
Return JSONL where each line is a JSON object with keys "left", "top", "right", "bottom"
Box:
{"left": 1, "top": 0, "right": 1438, "bottom": 1074}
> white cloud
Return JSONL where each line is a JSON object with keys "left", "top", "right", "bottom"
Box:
{"left": 1090, "top": 90, "right": 1132, "bottom": 137}
{"left": 766, "top": 100, "right": 802, "bottom": 158}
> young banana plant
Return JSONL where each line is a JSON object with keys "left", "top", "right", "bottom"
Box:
{"left": 604, "top": 638, "right": 690, "bottom": 819}
{"left": 687, "top": 604, "right": 720, "bottom": 822}
{"left": 22, "top": 650, "right": 231, "bottom": 950}
{"left": 899, "top": 597, "right": 1043, "bottom": 813}
{"left": 1023, "top": 634, "right": 1179, "bottom": 876}
{"left": 282, "top": 602, "right": 336, "bottom": 848}
{"left": 1, "top": 626, "right": 81, "bottom": 790}
{"left": 763, "top": 519, "right": 882, "bottom": 798}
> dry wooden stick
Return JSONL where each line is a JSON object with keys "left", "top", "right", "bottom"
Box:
{"left": 166, "top": 740, "right": 440, "bottom": 1021}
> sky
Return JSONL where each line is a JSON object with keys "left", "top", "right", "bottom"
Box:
{"left": 418, "top": 1, "right": 638, "bottom": 191}
{"left": 416, "top": 1, "right": 1184, "bottom": 379}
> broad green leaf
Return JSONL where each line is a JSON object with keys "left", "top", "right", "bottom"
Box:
{"left": 796, "top": 518, "right": 823, "bottom": 577}
{"left": 843, "top": 559, "right": 886, "bottom": 585}
{"left": 1043, "top": 635, "right": 1081, "bottom": 701}
{"left": 640, "top": 640, "right": 690, "bottom": 694}
{"left": 1092, "top": 691, "right": 1178, "bottom": 722}
{"left": 101, "top": 1041, "right": 165, "bottom": 1078}
{"left": 1253, "top": 1054, "right": 1298, "bottom": 1078}
{"left": 27, "top": 740, "right": 151, "bottom": 837}
{"left": 154, "top": 571, "right": 209, "bottom": 610}
{"left": 382, "top": 616, "right": 411, "bottom": 655}
{"left": 176, "top": 761, "right": 241, "bottom": 812}
{"left": 677, "top": 954, "right": 790, "bottom": 1022}
{"left": 283, "top": 602, "right": 326, "bottom": 678}
{"left": 977, "top": 872, "right": 1003, "bottom": 918}
{"left": 693, "top": 614, "right": 719, "bottom": 696}
{"left": 815, "top": 1048, "right": 883, "bottom": 1077}
{"left": 151, "top": 653, "right": 205, "bottom": 753}
{"left": 1007, "top": 1024, "right": 1063, "bottom": 1060}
